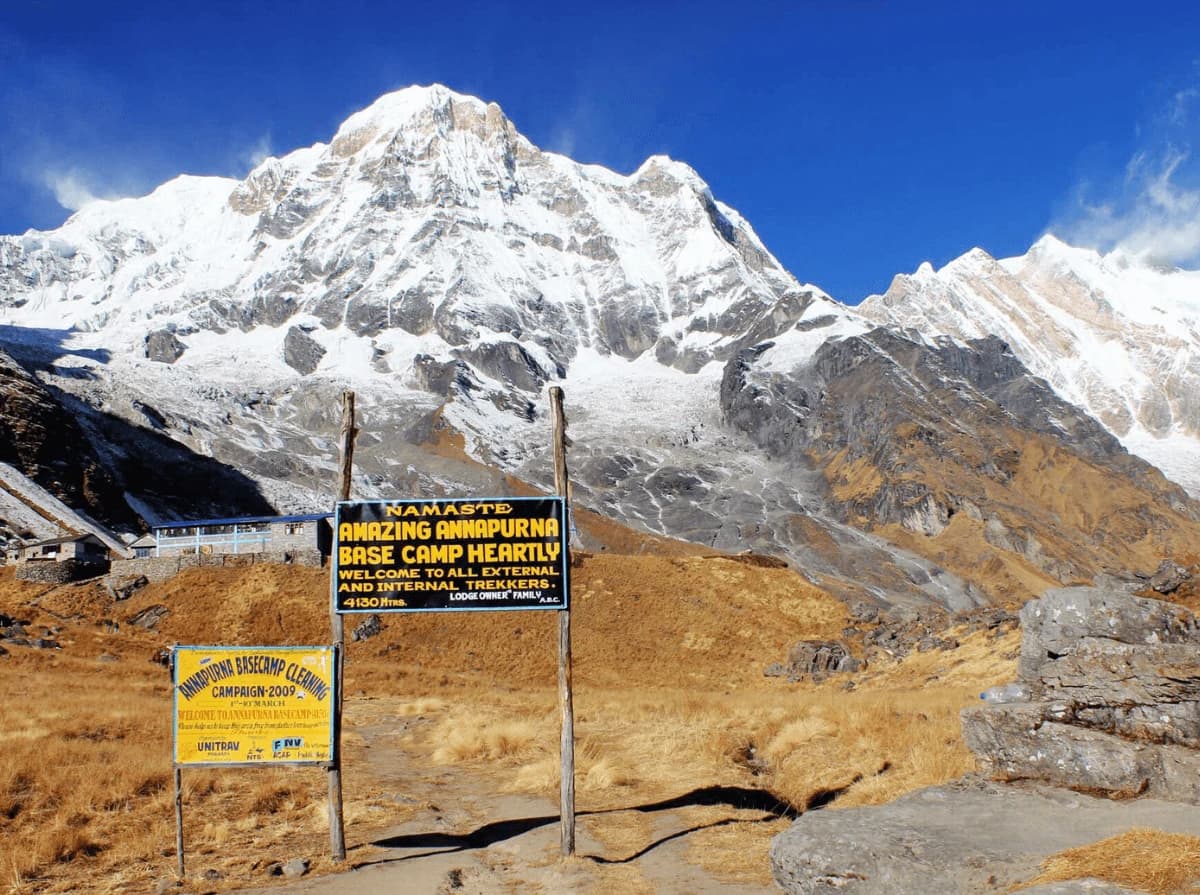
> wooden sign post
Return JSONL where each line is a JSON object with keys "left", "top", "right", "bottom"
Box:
{"left": 326, "top": 388, "right": 576, "bottom": 858}
{"left": 550, "top": 386, "right": 576, "bottom": 856}
{"left": 171, "top": 645, "right": 337, "bottom": 878}
{"left": 328, "top": 389, "right": 356, "bottom": 861}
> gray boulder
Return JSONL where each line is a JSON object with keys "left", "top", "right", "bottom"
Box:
{"left": 964, "top": 586, "right": 1200, "bottom": 801}
{"left": 128, "top": 604, "right": 170, "bottom": 630}
{"left": 145, "top": 329, "right": 187, "bottom": 363}
{"left": 283, "top": 326, "right": 326, "bottom": 375}
{"left": 1149, "top": 559, "right": 1190, "bottom": 594}
{"left": 107, "top": 574, "right": 149, "bottom": 602}
{"left": 771, "top": 778, "right": 1200, "bottom": 894}
{"left": 783, "top": 640, "right": 861, "bottom": 680}
{"left": 1017, "top": 586, "right": 1199, "bottom": 683}
{"left": 352, "top": 614, "right": 383, "bottom": 642}
{"left": 961, "top": 703, "right": 1200, "bottom": 801}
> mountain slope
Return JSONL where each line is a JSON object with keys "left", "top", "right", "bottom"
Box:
{"left": 859, "top": 235, "right": 1200, "bottom": 496}
{"left": 722, "top": 326, "right": 1198, "bottom": 603}
{"left": 0, "top": 86, "right": 1196, "bottom": 606}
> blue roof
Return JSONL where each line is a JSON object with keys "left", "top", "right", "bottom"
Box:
{"left": 153, "top": 512, "right": 332, "bottom": 530}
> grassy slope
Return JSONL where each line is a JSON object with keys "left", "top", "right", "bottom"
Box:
{"left": 1, "top": 557, "right": 1017, "bottom": 893}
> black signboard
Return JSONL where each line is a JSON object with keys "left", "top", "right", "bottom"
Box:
{"left": 333, "top": 497, "right": 569, "bottom": 612}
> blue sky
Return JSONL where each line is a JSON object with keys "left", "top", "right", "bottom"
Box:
{"left": 2, "top": 1, "right": 1199, "bottom": 302}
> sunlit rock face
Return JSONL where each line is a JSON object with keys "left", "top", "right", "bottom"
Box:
{"left": 860, "top": 236, "right": 1200, "bottom": 496}
{"left": 1, "top": 86, "right": 1197, "bottom": 608}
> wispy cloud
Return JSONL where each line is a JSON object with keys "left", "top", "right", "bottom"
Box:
{"left": 1055, "top": 80, "right": 1200, "bottom": 267}
{"left": 238, "top": 134, "right": 274, "bottom": 173}
{"left": 37, "top": 167, "right": 126, "bottom": 212}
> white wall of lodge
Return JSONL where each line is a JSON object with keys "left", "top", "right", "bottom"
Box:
{"left": 153, "top": 517, "right": 328, "bottom": 558}
{"left": 20, "top": 535, "right": 108, "bottom": 563}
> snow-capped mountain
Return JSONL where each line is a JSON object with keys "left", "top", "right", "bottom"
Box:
{"left": 0, "top": 85, "right": 847, "bottom": 478}
{"left": 860, "top": 235, "right": 1200, "bottom": 496}
{"left": 0, "top": 85, "right": 1196, "bottom": 607}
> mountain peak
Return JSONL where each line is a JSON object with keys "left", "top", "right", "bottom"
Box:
{"left": 333, "top": 83, "right": 487, "bottom": 134}
{"left": 1030, "top": 232, "right": 1071, "bottom": 253}
{"left": 944, "top": 246, "right": 996, "bottom": 274}
{"left": 860, "top": 231, "right": 1200, "bottom": 495}
{"left": 1026, "top": 232, "right": 1102, "bottom": 268}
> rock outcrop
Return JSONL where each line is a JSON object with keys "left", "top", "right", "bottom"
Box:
{"left": 961, "top": 586, "right": 1200, "bottom": 801}
{"left": 720, "top": 326, "right": 1200, "bottom": 602}
{"left": 859, "top": 236, "right": 1200, "bottom": 497}
{"left": 282, "top": 325, "right": 326, "bottom": 375}
{"left": 770, "top": 586, "right": 1200, "bottom": 893}
{"left": 770, "top": 777, "right": 1200, "bottom": 895}
{"left": 145, "top": 329, "right": 187, "bottom": 363}
{"left": 765, "top": 639, "right": 861, "bottom": 681}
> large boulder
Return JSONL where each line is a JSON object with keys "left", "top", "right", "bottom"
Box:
{"left": 961, "top": 702, "right": 1200, "bottom": 801}
{"left": 283, "top": 325, "right": 326, "bottom": 375}
{"left": 145, "top": 329, "right": 187, "bottom": 363}
{"left": 1017, "top": 586, "right": 1199, "bottom": 683}
{"left": 770, "top": 778, "right": 1200, "bottom": 894}
{"left": 963, "top": 586, "right": 1200, "bottom": 800}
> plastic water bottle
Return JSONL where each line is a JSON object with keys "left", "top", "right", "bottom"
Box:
{"left": 980, "top": 683, "right": 1031, "bottom": 703}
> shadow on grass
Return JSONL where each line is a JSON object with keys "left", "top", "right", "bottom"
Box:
{"left": 354, "top": 784, "right": 805, "bottom": 868}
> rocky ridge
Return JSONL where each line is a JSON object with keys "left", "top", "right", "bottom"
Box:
{"left": 0, "top": 86, "right": 1198, "bottom": 606}
{"left": 721, "top": 325, "right": 1200, "bottom": 602}
{"left": 771, "top": 584, "right": 1200, "bottom": 893}
{"left": 860, "top": 236, "right": 1200, "bottom": 496}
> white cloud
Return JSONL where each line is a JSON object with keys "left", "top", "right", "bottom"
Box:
{"left": 38, "top": 168, "right": 125, "bottom": 211}
{"left": 239, "top": 134, "right": 274, "bottom": 172}
{"left": 1055, "top": 77, "right": 1200, "bottom": 268}
{"left": 1172, "top": 87, "right": 1199, "bottom": 126}
{"left": 547, "top": 126, "right": 577, "bottom": 159}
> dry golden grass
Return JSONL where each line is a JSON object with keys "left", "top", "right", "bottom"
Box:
{"left": 430, "top": 715, "right": 543, "bottom": 765}
{"left": 0, "top": 554, "right": 1016, "bottom": 893}
{"left": 0, "top": 639, "right": 175, "bottom": 887}
{"left": 1016, "top": 828, "right": 1200, "bottom": 894}
{"left": 822, "top": 424, "right": 1200, "bottom": 604}
{"left": 684, "top": 809, "right": 792, "bottom": 886}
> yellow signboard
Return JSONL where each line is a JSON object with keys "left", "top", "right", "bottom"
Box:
{"left": 173, "top": 646, "right": 335, "bottom": 766}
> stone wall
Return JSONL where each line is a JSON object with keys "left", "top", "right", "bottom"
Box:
{"left": 109, "top": 549, "right": 324, "bottom": 584}
{"left": 962, "top": 586, "right": 1200, "bottom": 803}
{"left": 15, "top": 558, "right": 107, "bottom": 584}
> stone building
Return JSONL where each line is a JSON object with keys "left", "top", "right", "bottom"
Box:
{"left": 149, "top": 513, "right": 332, "bottom": 558}
{"left": 19, "top": 533, "right": 110, "bottom": 563}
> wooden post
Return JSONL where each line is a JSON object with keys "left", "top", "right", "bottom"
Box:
{"left": 328, "top": 390, "right": 356, "bottom": 861}
{"left": 550, "top": 386, "right": 575, "bottom": 857}
{"left": 174, "top": 767, "right": 184, "bottom": 878}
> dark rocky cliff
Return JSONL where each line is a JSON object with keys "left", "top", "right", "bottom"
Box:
{"left": 721, "top": 328, "right": 1200, "bottom": 600}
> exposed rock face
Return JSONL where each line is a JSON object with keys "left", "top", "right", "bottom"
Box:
{"left": 765, "top": 640, "right": 860, "bottom": 681}
{"left": 282, "top": 325, "right": 326, "bottom": 375}
{"left": 860, "top": 236, "right": 1200, "bottom": 497}
{"left": 962, "top": 586, "right": 1200, "bottom": 801}
{"left": 770, "top": 777, "right": 1200, "bottom": 895}
{"left": 0, "top": 348, "right": 132, "bottom": 528}
{"left": 720, "top": 327, "right": 1200, "bottom": 601}
{"left": 145, "top": 329, "right": 187, "bottom": 363}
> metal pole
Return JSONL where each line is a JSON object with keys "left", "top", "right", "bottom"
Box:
{"left": 328, "top": 390, "right": 356, "bottom": 861}
{"left": 550, "top": 386, "right": 575, "bottom": 856}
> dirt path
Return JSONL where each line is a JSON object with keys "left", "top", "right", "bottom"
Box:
{"left": 236, "top": 711, "right": 782, "bottom": 894}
